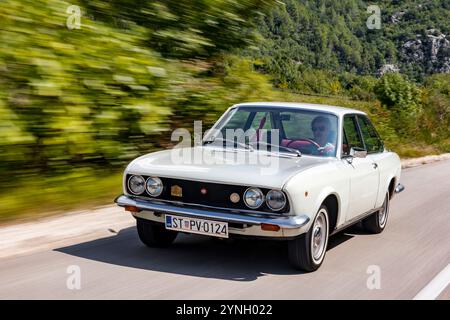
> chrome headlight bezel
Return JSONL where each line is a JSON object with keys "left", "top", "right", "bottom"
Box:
{"left": 243, "top": 187, "right": 265, "bottom": 209}
{"left": 146, "top": 176, "right": 163, "bottom": 197}
{"left": 265, "top": 189, "right": 287, "bottom": 211}
{"left": 127, "top": 175, "right": 146, "bottom": 195}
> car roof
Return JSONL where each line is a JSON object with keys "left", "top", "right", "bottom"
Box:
{"left": 233, "top": 102, "right": 367, "bottom": 116}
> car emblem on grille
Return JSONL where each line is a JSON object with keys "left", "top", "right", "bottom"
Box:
{"left": 171, "top": 185, "right": 182, "bottom": 197}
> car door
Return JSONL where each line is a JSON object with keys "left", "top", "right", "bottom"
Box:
{"left": 342, "top": 114, "right": 380, "bottom": 221}
{"left": 356, "top": 115, "right": 390, "bottom": 208}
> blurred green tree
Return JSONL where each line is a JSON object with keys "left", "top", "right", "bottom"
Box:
{"left": 374, "top": 73, "right": 422, "bottom": 136}
{"left": 80, "top": 0, "right": 276, "bottom": 59}
{"left": 0, "top": 0, "right": 172, "bottom": 177}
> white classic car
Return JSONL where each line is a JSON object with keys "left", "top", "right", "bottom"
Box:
{"left": 115, "top": 102, "right": 404, "bottom": 271}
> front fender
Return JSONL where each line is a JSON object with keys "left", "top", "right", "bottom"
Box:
{"left": 284, "top": 160, "right": 350, "bottom": 231}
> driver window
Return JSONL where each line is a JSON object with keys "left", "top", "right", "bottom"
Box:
{"left": 357, "top": 116, "right": 384, "bottom": 153}
{"left": 343, "top": 115, "right": 364, "bottom": 155}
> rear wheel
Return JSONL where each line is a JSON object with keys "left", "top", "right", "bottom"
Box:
{"left": 136, "top": 218, "right": 178, "bottom": 248}
{"left": 288, "top": 205, "right": 329, "bottom": 272}
{"left": 362, "top": 191, "right": 390, "bottom": 234}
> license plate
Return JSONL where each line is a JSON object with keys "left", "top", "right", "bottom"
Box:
{"left": 165, "top": 214, "right": 228, "bottom": 238}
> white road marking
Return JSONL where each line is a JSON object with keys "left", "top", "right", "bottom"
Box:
{"left": 413, "top": 263, "right": 450, "bottom": 300}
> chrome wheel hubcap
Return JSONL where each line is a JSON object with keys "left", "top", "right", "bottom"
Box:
{"left": 379, "top": 193, "right": 389, "bottom": 227}
{"left": 312, "top": 210, "right": 328, "bottom": 262}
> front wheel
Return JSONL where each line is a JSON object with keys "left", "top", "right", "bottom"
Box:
{"left": 288, "top": 205, "right": 329, "bottom": 272}
{"left": 362, "top": 191, "right": 390, "bottom": 234}
{"left": 136, "top": 218, "right": 178, "bottom": 248}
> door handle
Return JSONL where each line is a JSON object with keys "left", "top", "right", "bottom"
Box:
{"left": 372, "top": 163, "right": 378, "bottom": 169}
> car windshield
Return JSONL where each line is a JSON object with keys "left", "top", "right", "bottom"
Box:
{"left": 204, "top": 106, "right": 339, "bottom": 157}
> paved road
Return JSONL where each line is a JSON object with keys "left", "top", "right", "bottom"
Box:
{"left": 0, "top": 160, "right": 449, "bottom": 299}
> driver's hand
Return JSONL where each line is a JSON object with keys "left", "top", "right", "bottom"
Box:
{"left": 318, "top": 143, "right": 335, "bottom": 154}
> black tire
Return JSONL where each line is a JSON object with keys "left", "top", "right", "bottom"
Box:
{"left": 288, "top": 205, "right": 329, "bottom": 272}
{"left": 136, "top": 218, "right": 178, "bottom": 248}
{"left": 362, "top": 191, "right": 390, "bottom": 234}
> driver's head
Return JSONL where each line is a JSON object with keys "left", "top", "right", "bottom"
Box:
{"left": 311, "top": 116, "right": 331, "bottom": 146}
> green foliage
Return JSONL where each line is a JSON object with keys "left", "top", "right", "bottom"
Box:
{"left": 420, "top": 74, "right": 450, "bottom": 141}
{"left": 0, "top": 169, "right": 123, "bottom": 221}
{"left": 0, "top": 0, "right": 275, "bottom": 178}
{"left": 0, "top": 0, "right": 174, "bottom": 178}
{"left": 374, "top": 73, "right": 422, "bottom": 135}
{"left": 339, "top": 73, "right": 377, "bottom": 101}
{"left": 79, "top": 0, "right": 276, "bottom": 59}
{"left": 246, "top": 0, "right": 450, "bottom": 84}
{"left": 157, "top": 56, "right": 277, "bottom": 142}
{"left": 375, "top": 74, "right": 419, "bottom": 107}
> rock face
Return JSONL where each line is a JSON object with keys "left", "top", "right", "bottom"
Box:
{"left": 427, "top": 29, "right": 449, "bottom": 62}
{"left": 378, "top": 64, "right": 400, "bottom": 76}
{"left": 402, "top": 39, "right": 424, "bottom": 61}
{"left": 391, "top": 11, "right": 406, "bottom": 24}
{"left": 400, "top": 29, "right": 450, "bottom": 74}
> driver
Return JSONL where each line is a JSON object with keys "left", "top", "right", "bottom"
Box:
{"left": 311, "top": 116, "right": 336, "bottom": 155}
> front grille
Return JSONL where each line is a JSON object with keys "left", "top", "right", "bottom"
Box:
{"left": 126, "top": 174, "right": 289, "bottom": 214}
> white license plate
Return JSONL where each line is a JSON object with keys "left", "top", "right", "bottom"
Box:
{"left": 165, "top": 214, "right": 228, "bottom": 238}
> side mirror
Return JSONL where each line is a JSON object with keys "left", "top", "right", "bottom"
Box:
{"left": 350, "top": 147, "right": 367, "bottom": 158}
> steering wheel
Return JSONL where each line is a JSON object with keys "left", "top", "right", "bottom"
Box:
{"left": 285, "top": 138, "right": 335, "bottom": 155}
{"left": 285, "top": 138, "right": 321, "bottom": 149}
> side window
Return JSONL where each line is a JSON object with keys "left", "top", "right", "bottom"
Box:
{"left": 343, "top": 115, "right": 364, "bottom": 155}
{"left": 250, "top": 112, "right": 273, "bottom": 130}
{"left": 357, "top": 116, "right": 384, "bottom": 153}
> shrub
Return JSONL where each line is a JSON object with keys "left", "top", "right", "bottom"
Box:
{"left": 374, "top": 73, "right": 422, "bottom": 136}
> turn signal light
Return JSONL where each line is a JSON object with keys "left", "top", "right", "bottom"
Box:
{"left": 124, "top": 205, "right": 140, "bottom": 213}
{"left": 261, "top": 223, "right": 280, "bottom": 232}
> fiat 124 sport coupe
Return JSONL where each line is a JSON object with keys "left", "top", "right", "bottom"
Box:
{"left": 115, "top": 102, "right": 404, "bottom": 271}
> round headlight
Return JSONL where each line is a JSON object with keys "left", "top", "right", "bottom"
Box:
{"left": 243, "top": 187, "right": 264, "bottom": 209}
{"left": 266, "top": 190, "right": 286, "bottom": 211}
{"left": 146, "top": 177, "right": 163, "bottom": 197}
{"left": 128, "top": 175, "right": 145, "bottom": 195}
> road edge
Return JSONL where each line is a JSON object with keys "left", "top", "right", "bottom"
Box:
{"left": 401, "top": 153, "right": 450, "bottom": 169}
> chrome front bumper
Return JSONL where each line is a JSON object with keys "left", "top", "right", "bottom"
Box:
{"left": 395, "top": 183, "right": 405, "bottom": 193}
{"left": 115, "top": 195, "right": 310, "bottom": 238}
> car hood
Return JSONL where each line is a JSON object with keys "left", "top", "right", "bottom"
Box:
{"left": 125, "top": 146, "right": 333, "bottom": 189}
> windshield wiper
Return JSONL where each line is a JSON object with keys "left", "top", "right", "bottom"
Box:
{"left": 203, "top": 137, "right": 300, "bottom": 156}
{"left": 203, "top": 137, "right": 254, "bottom": 151}
{"left": 253, "top": 141, "right": 302, "bottom": 157}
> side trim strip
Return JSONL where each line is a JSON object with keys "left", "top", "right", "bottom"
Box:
{"left": 330, "top": 206, "right": 382, "bottom": 235}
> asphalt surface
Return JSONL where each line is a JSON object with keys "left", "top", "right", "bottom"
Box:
{"left": 0, "top": 160, "right": 449, "bottom": 299}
